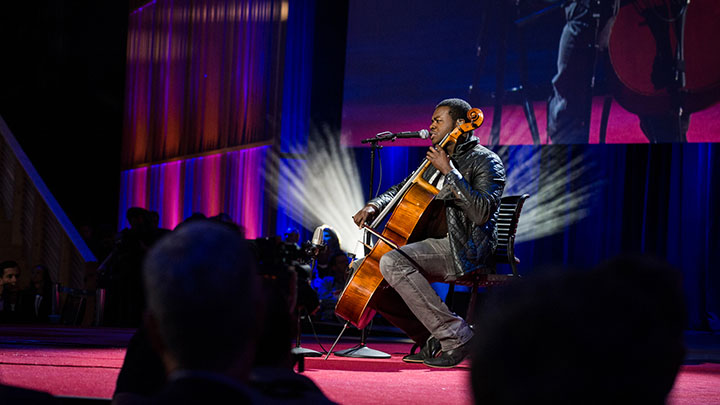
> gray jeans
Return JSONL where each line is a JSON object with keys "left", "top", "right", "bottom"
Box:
{"left": 378, "top": 237, "right": 473, "bottom": 351}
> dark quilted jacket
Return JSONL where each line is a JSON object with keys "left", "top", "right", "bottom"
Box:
{"left": 367, "top": 135, "right": 505, "bottom": 277}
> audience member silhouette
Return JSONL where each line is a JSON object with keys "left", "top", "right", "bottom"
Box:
{"left": 247, "top": 236, "right": 331, "bottom": 403}
{"left": 0, "top": 383, "right": 57, "bottom": 404}
{"left": 101, "top": 207, "right": 166, "bottom": 326}
{"left": 114, "top": 325, "right": 168, "bottom": 402}
{"left": 114, "top": 220, "right": 261, "bottom": 404}
{"left": 283, "top": 227, "right": 300, "bottom": 246}
{"left": 471, "top": 255, "right": 686, "bottom": 404}
{"left": 311, "top": 227, "right": 342, "bottom": 295}
{"left": 17, "top": 264, "right": 54, "bottom": 323}
{"left": 0, "top": 260, "right": 21, "bottom": 322}
{"left": 312, "top": 252, "right": 349, "bottom": 322}
{"left": 113, "top": 222, "right": 334, "bottom": 404}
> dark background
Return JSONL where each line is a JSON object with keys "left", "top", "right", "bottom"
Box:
{"left": 0, "top": 1, "right": 128, "bottom": 231}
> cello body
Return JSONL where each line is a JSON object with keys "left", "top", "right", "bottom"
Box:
{"left": 608, "top": 0, "right": 720, "bottom": 115}
{"left": 335, "top": 108, "right": 484, "bottom": 329}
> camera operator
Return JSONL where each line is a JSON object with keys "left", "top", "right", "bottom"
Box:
{"left": 246, "top": 236, "right": 332, "bottom": 404}
{"left": 112, "top": 220, "right": 332, "bottom": 404}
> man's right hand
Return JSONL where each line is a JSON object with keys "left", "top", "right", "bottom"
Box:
{"left": 353, "top": 205, "right": 378, "bottom": 228}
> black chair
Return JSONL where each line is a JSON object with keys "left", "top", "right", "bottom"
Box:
{"left": 446, "top": 193, "right": 529, "bottom": 323}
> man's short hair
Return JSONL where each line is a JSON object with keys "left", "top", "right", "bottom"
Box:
{"left": 436, "top": 98, "right": 472, "bottom": 123}
{"left": 471, "top": 255, "right": 686, "bottom": 404}
{"left": 126, "top": 207, "right": 148, "bottom": 221}
{"left": 143, "top": 221, "right": 258, "bottom": 370}
{"left": 0, "top": 261, "right": 19, "bottom": 276}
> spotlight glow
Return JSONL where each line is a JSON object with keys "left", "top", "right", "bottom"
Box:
{"left": 267, "top": 139, "right": 601, "bottom": 256}
{"left": 266, "top": 129, "right": 366, "bottom": 257}
{"left": 500, "top": 146, "right": 602, "bottom": 243}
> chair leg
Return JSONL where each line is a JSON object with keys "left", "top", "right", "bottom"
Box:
{"left": 446, "top": 282, "right": 456, "bottom": 310}
{"left": 465, "top": 279, "right": 479, "bottom": 325}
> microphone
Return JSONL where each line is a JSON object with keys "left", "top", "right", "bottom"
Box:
{"left": 361, "top": 129, "right": 430, "bottom": 143}
{"left": 304, "top": 225, "right": 329, "bottom": 260}
{"left": 311, "top": 225, "right": 326, "bottom": 247}
{"left": 390, "top": 129, "right": 430, "bottom": 139}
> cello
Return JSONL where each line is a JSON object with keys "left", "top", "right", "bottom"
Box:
{"left": 608, "top": 0, "right": 720, "bottom": 116}
{"left": 335, "top": 108, "right": 484, "bottom": 329}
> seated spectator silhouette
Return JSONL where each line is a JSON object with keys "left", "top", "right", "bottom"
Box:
{"left": 312, "top": 252, "right": 349, "bottom": 322}
{"left": 283, "top": 227, "right": 300, "bottom": 246}
{"left": 0, "top": 261, "right": 21, "bottom": 322}
{"left": 310, "top": 227, "right": 342, "bottom": 295}
{"left": 0, "top": 383, "right": 57, "bottom": 404}
{"left": 17, "top": 264, "right": 53, "bottom": 323}
{"left": 471, "top": 255, "right": 686, "bottom": 404}
{"left": 115, "top": 220, "right": 262, "bottom": 404}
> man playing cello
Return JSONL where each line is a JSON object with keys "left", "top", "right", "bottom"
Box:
{"left": 351, "top": 98, "right": 506, "bottom": 368}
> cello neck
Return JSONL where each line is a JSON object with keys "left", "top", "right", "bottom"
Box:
{"left": 368, "top": 108, "right": 485, "bottom": 230}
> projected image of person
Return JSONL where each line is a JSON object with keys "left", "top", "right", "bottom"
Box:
{"left": 352, "top": 98, "right": 505, "bottom": 368}
{"left": 547, "top": 0, "right": 690, "bottom": 143}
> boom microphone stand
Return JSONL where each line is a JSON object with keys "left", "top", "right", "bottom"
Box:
{"left": 293, "top": 227, "right": 335, "bottom": 358}
{"left": 326, "top": 134, "right": 392, "bottom": 359}
{"left": 291, "top": 306, "right": 322, "bottom": 357}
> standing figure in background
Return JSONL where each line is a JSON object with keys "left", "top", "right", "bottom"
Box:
{"left": 102, "top": 207, "right": 165, "bottom": 327}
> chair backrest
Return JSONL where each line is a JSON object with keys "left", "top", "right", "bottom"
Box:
{"left": 492, "top": 194, "right": 530, "bottom": 275}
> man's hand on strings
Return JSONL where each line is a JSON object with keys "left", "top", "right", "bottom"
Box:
{"left": 353, "top": 205, "right": 377, "bottom": 228}
{"left": 427, "top": 145, "right": 452, "bottom": 175}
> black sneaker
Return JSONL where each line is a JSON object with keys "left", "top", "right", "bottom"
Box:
{"left": 402, "top": 336, "right": 441, "bottom": 363}
{"left": 423, "top": 338, "right": 472, "bottom": 368}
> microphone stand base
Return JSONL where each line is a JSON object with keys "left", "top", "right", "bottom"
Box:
{"left": 291, "top": 346, "right": 323, "bottom": 357}
{"left": 334, "top": 344, "right": 391, "bottom": 359}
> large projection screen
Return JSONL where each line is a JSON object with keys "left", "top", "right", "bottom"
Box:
{"left": 340, "top": 0, "right": 720, "bottom": 145}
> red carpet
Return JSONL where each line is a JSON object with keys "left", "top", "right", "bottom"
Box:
{"left": 2, "top": 337, "right": 720, "bottom": 403}
{"left": 299, "top": 342, "right": 472, "bottom": 404}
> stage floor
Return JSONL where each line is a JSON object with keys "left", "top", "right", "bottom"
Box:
{"left": 1, "top": 326, "right": 720, "bottom": 404}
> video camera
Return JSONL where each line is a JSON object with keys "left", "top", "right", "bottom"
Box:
{"left": 249, "top": 236, "right": 321, "bottom": 314}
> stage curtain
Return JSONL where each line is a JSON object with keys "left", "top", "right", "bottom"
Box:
{"left": 122, "top": 0, "right": 285, "bottom": 168}
{"left": 118, "top": 146, "right": 268, "bottom": 238}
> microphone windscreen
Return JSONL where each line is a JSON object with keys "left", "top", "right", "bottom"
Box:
{"left": 311, "top": 226, "right": 325, "bottom": 246}
{"left": 419, "top": 129, "right": 430, "bottom": 139}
